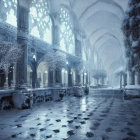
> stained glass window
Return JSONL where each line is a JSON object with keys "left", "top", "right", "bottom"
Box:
{"left": 29, "top": 0, "right": 52, "bottom": 44}
{"left": 59, "top": 8, "right": 75, "bottom": 55}
{"left": 0, "top": 0, "right": 17, "bottom": 27}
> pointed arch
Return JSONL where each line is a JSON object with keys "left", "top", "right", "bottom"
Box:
{"left": 29, "top": 0, "right": 52, "bottom": 44}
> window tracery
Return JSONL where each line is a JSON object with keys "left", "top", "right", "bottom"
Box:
{"left": 0, "top": 0, "right": 17, "bottom": 27}
{"left": 59, "top": 8, "right": 75, "bottom": 55}
{"left": 29, "top": 0, "right": 52, "bottom": 44}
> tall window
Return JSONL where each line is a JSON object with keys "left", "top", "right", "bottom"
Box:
{"left": 59, "top": 8, "right": 75, "bottom": 55}
{"left": 29, "top": 0, "right": 52, "bottom": 44}
{"left": 0, "top": 0, "right": 17, "bottom": 27}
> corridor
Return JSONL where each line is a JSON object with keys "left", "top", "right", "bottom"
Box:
{"left": 0, "top": 90, "right": 140, "bottom": 140}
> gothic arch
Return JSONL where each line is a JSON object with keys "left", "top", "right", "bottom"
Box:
{"left": 79, "top": 0, "right": 124, "bottom": 21}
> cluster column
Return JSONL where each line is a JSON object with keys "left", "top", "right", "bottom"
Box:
{"left": 16, "top": 1, "right": 30, "bottom": 89}
{"left": 51, "top": 13, "right": 62, "bottom": 87}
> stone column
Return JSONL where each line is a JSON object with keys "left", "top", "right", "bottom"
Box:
{"left": 121, "top": 74, "right": 125, "bottom": 88}
{"left": 48, "top": 68, "right": 55, "bottom": 87}
{"left": 120, "top": 73, "right": 122, "bottom": 89}
{"left": 127, "top": 70, "right": 135, "bottom": 85}
{"left": 126, "top": 54, "right": 135, "bottom": 85}
{"left": 55, "top": 68, "right": 62, "bottom": 86}
{"left": 68, "top": 68, "right": 72, "bottom": 87}
{"left": 53, "top": 25, "right": 60, "bottom": 47}
{"left": 97, "top": 78, "right": 99, "bottom": 85}
{"left": 32, "top": 60, "right": 37, "bottom": 88}
{"left": 135, "top": 71, "right": 140, "bottom": 85}
{"left": 12, "top": 64, "right": 16, "bottom": 88}
{"left": 52, "top": 13, "right": 60, "bottom": 48}
{"left": 123, "top": 74, "right": 127, "bottom": 87}
{"left": 83, "top": 72, "right": 85, "bottom": 86}
{"left": 86, "top": 72, "right": 88, "bottom": 85}
{"left": 83, "top": 72, "right": 88, "bottom": 86}
{"left": 16, "top": 1, "right": 30, "bottom": 89}
{"left": 75, "top": 70, "right": 81, "bottom": 86}
{"left": 4, "top": 70, "right": 9, "bottom": 89}
{"left": 88, "top": 72, "right": 91, "bottom": 86}
{"left": 51, "top": 13, "right": 62, "bottom": 87}
{"left": 40, "top": 73, "right": 44, "bottom": 88}
{"left": 101, "top": 76, "right": 104, "bottom": 86}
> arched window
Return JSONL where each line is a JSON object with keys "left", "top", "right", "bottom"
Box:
{"left": 29, "top": 0, "right": 52, "bottom": 44}
{"left": 0, "top": 0, "right": 17, "bottom": 27}
{"left": 59, "top": 8, "right": 75, "bottom": 55}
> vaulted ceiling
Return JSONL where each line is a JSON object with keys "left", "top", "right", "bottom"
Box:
{"left": 50, "top": 0, "right": 129, "bottom": 85}
{"left": 71, "top": 0, "right": 129, "bottom": 72}
{"left": 71, "top": 0, "right": 129, "bottom": 82}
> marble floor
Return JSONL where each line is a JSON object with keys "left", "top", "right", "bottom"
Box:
{"left": 0, "top": 89, "right": 140, "bottom": 140}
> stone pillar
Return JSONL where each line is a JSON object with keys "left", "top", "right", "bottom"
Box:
{"left": 51, "top": 13, "right": 62, "bottom": 87}
{"left": 122, "top": 73, "right": 127, "bottom": 87}
{"left": 88, "top": 72, "right": 91, "bottom": 86}
{"left": 53, "top": 24, "right": 60, "bottom": 47}
{"left": 31, "top": 59, "right": 37, "bottom": 88}
{"left": 101, "top": 77, "right": 104, "bottom": 86}
{"left": 55, "top": 68, "right": 62, "bottom": 86}
{"left": 123, "top": 74, "right": 127, "bottom": 87}
{"left": 83, "top": 72, "right": 88, "bottom": 86}
{"left": 12, "top": 64, "right": 16, "bottom": 88}
{"left": 16, "top": 1, "right": 30, "bottom": 89}
{"left": 126, "top": 53, "right": 135, "bottom": 86}
{"left": 127, "top": 70, "right": 135, "bottom": 85}
{"left": 40, "top": 73, "right": 44, "bottom": 88}
{"left": 68, "top": 68, "right": 72, "bottom": 87}
{"left": 83, "top": 72, "right": 85, "bottom": 86}
{"left": 32, "top": 66, "right": 37, "bottom": 88}
{"left": 48, "top": 68, "right": 54, "bottom": 87}
{"left": 66, "top": 70, "right": 68, "bottom": 86}
{"left": 120, "top": 73, "right": 122, "bottom": 89}
{"left": 135, "top": 71, "right": 140, "bottom": 85}
{"left": 4, "top": 70, "right": 9, "bottom": 89}
{"left": 97, "top": 78, "right": 99, "bottom": 85}
{"left": 75, "top": 70, "right": 81, "bottom": 86}
{"left": 86, "top": 72, "right": 88, "bottom": 85}
{"left": 52, "top": 13, "right": 60, "bottom": 48}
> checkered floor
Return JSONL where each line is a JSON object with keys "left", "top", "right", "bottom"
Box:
{"left": 0, "top": 89, "right": 140, "bottom": 140}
